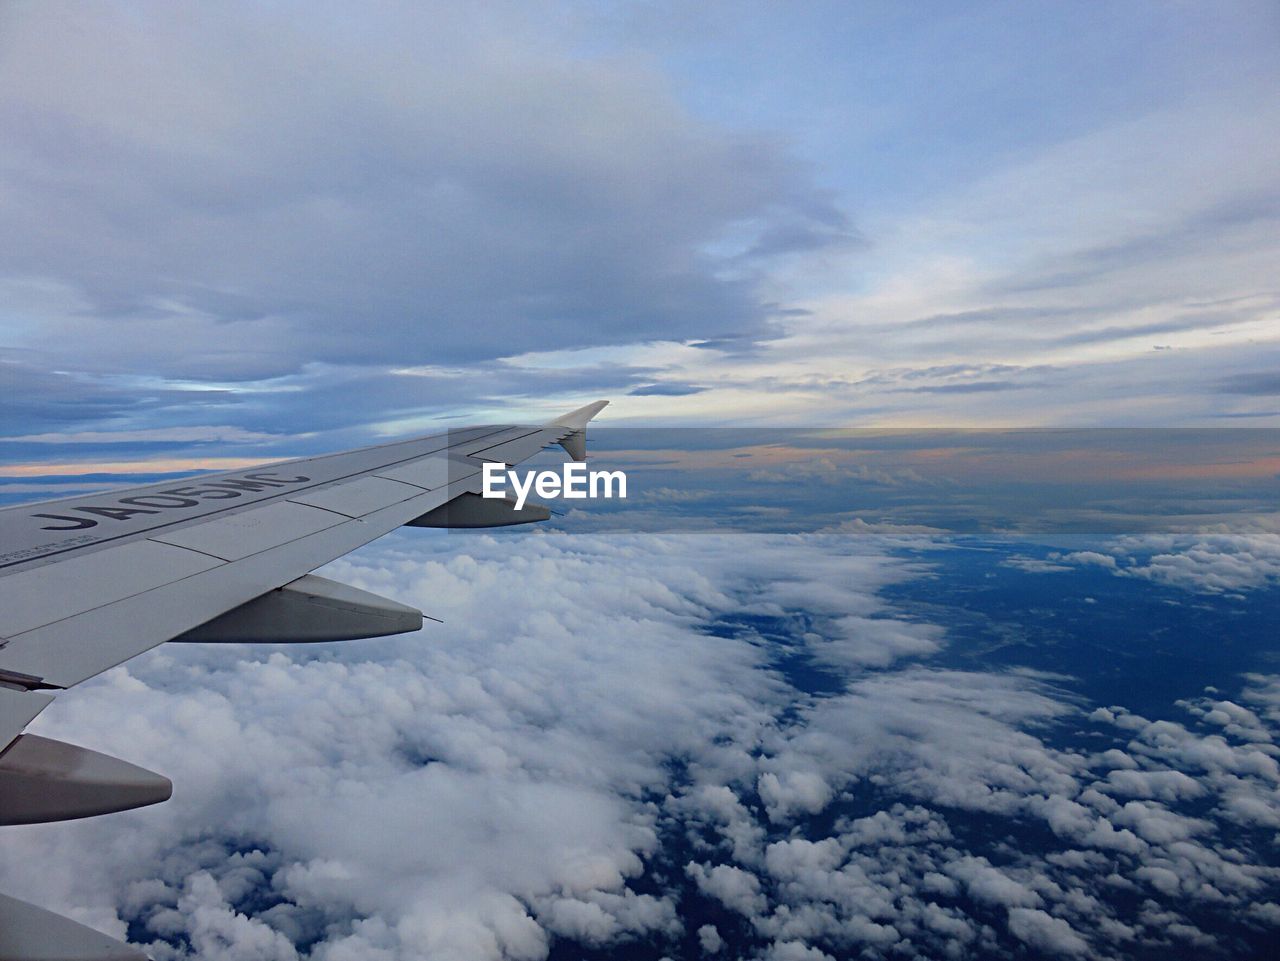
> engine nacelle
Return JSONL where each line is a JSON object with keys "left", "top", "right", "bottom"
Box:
{"left": 0, "top": 733, "right": 171, "bottom": 826}
{"left": 172, "top": 574, "right": 424, "bottom": 643}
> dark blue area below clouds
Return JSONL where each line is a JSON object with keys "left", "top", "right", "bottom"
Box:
{"left": 544, "top": 542, "right": 1280, "bottom": 961}
{"left": 886, "top": 543, "right": 1280, "bottom": 721}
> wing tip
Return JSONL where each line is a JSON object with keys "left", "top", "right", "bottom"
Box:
{"left": 549, "top": 399, "right": 609, "bottom": 430}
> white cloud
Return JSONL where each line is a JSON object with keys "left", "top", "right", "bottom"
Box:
{"left": 3, "top": 531, "right": 1278, "bottom": 960}
{"left": 686, "top": 862, "right": 768, "bottom": 917}
{"left": 1006, "top": 908, "right": 1088, "bottom": 956}
{"left": 696, "top": 923, "right": 723, "bottom": 954}
{"left": 1008, "top": 529, "right": 1280, "bottom": 595}
{"left": 1117, "top": 532, "right": 1280, "bottom": 593}
{"left": 945, "top": 858, "right": 1042, "bottom": 910}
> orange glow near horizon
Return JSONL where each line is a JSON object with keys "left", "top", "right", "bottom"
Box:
{"left": 0, "top": 456, "right": 276, "bottom": 478}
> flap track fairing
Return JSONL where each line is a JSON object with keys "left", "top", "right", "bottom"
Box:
{"left": 172, "top": 574, "right": 424, "bottom": 644}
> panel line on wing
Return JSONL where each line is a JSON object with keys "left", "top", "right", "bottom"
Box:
{"left": 0, "top": 425, "right": 519, "bottom": 573}
{"left": 0, "top": 486, "right": 456, "bottom": 687}
{"left": 0, "top": 540, "right": 225, "bottom": 637}
{"left": 148, "top": 502, "right": 344, "bottom": 562}
{"left": 287, "top": 476, "right": 424, "bottom": 518}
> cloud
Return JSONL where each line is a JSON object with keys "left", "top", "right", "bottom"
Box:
{"left": 1, "top": 533, "right": 916, "bottom": 959}
{"left": 901, "top": 380, "right": 1030, "bottom": 395}
{"left": 628, "top": 384, "right": 709, "bottom": 397}
{"left": 3, "top": 426, "right": 286, "bottom": 445}
{"left": 3, "top": 532, "right": 1279, "bottom": 960}
{"left": 1218, "top": 372, "right": 1280, "bottom": 395}
{"left": 1006, "top": 908, "right": 1088, "bottom": 956}
{"left": 0, "top": 2, "right": 1276, "bottom": 447}
{"left": 1119, "top": 533, "right": 1280, "bottom": 593}
{"left": 746, "top": 458, "right": 929, "bottom": 488}
{"left": 645, "top": 65, "right": 1280, "bottom": 426}
{"left": 0, "top": 359, "right": 217, "bottom": 435}
{"left": 0, "top": 1, "right": 851, "bottom": 435}
{"left": 1001, "top": 555, "right": 1072, "bottom": 574}
{"left": 686, "top": 862, "right": 768, "bottom": 917}
{"left": 1006, "top": 531, "right": 1280, "bottom": 594}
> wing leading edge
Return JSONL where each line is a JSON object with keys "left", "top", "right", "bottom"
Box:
{"left": 0, "top": 400, "right": 608, "bottom": 960}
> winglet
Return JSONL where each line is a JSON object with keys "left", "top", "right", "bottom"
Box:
{"left": 550, "top": 399, "right": 609, "bottom": 430}
{"left": 550, "top": 400, "right": 608, "bottom": 461}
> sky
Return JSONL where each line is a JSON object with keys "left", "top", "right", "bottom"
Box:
{"left": 4, "top": 7, "right": 1280, "bottom": 959}
{"left": 2, "top": 0, "right": 1279, "bottom": 474}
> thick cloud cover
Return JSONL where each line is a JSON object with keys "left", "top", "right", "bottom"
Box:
{"left": 4, "top": 531, "right": 1278, "bottom": 959}
{"left": 0, "top": 2, "right": 846, "bottom": 391}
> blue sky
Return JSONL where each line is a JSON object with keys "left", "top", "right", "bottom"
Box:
{"left": 580, "top": 1, "right": 1257, "bottom": 209}
{"left": 1, "top": 0, "right": 1278, "bottom": 473}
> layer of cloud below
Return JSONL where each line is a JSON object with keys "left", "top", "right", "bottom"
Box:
{"left": 2, "top": 532, "right": 1278, "bottom": 960}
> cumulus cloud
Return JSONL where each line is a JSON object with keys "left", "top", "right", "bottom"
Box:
{"left": 1, "top": 534, "right": 918, "bottom": 959}
{"left": 3, "top": 531, "right": 1278, "bottom": 960}
{"left": 1115, "top": 531, "right": 1280, "bottom": 594}
{"left": 1006, "top": 908, "right": 1088, "bottom": 956}
{"left": 696, "top": 924, "right": 723, "bottom": 954}
{"left": 1006, "top": 529, "right": 1280, "bottom": 594}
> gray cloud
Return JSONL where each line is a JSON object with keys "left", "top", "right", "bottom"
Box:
{"left": 1218, "top": 372, "right": 1280, "bottom": 396}
{"left": 1006, "top": 908, "right": 1089, "bottom": 956}
{"left": 901, "top": 380, "right": 1031, "bottom": 395}
{"left": 992, "top": 192, "right": 1280, "bottom": 296}
{"left": 0, "top": 360, "right": 222, "bottom": 434}
{"left": 0, "top": 2, "right": 849, "bottom": 398}
{"left": 628, "top": 384, "right": 709, "bottom": 397}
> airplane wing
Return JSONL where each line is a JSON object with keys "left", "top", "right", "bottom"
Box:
{"left": 0, "top": 400, "right": 608, "bottom": 960}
